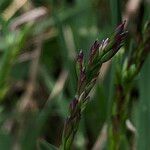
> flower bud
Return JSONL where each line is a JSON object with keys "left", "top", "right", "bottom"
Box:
{"left": 76, "top": 50, "right": 84, "bottom": 78}
{"left": 115, "top": 21, "right": 126, "bottom": 35}
{"left": 89, "top": 41, "right": 100, "bottom": 65}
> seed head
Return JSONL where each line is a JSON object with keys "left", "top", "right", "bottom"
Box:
{"left": 77, "top": 50, "right": 84, "bottom": 63}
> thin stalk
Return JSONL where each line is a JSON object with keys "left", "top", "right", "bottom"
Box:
{"left": 108, "top": 21, "right": 150, "bottom": 150}
{"left": 109, "top": 83, "right": 131, "bottom": 150}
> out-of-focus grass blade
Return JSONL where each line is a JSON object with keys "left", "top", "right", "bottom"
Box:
{"left": 39, "top": 66, "right": 68, "bottom": 118}
{"left": 106, "top": 0, "right": 122, "bottom": 148}
{"left": 109, "top": 0, "right": 122, "bottom": 26}
{"left": 0, "top": 131, "right": 12, "bottom": 150}
{"left": 39, "top": 66, "right": 55, "bottom": 91}
{"left": 20, "top": 66, "right": 68, "bottom": 150}
{"left": 137, "top": 2, "right": 150, "bottom": 149}
{"left": 137, "top": 56, "right": 150, "bottom": 150}
{"left": 0, "top": 25, "right": 31, "bottom": 101}
{"left": 38, "top": 139, "right": 58, "bottom": 150}
{"left": 85, "top": 84, "right": 107, "bottom": 142}
{"left": 33, "top": 5, "right": 89, "bottom": 35}
{"left": 0, "top": 0, "right": 11, "bottom": 13}
{"left": 107, "top": 0, "right": 122, "bottom": 114}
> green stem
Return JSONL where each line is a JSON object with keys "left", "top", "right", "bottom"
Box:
{"left": 108, "top": 83, "right": 131, "bottom": 150}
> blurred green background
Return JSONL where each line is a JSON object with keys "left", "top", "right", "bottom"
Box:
{"left": 0, "top": 0, "right": 150, "bottom": 149}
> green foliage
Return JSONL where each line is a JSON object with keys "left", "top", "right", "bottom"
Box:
{"left": 0, "top": 0, "right": 150, "bottom": 150}
{"left": 137, "top": 57, "right": 150, "bottom": 150}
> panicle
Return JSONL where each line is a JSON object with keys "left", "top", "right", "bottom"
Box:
{"left": 77, "top": 50, "right": 84, "bottom": 63}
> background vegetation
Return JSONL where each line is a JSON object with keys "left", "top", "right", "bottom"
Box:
{"left": 0, "top": 0, "right": 150, "bottom": 150}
